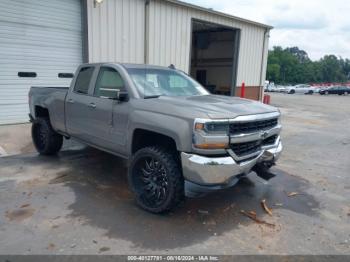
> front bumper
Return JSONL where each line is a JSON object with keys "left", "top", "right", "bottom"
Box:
{"left": 181, "top": 139, "right": 283, "bottom": 187}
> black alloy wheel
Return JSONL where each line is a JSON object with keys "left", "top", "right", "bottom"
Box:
{"left": 138, "top": 157, "right": 168, "bottom": 205}
{"left": 128, "top": 146, "right": 184, "bottom": 213}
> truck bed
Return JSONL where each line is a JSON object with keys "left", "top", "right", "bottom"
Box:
{"left": 29, "top": 86, "right": 69, "bottom": 134}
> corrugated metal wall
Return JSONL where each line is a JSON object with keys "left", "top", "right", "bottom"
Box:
{"left": 87, "top": 0, "right": 145, "bottom": 63}
{"left": 87, "top": 0, "right": 269, "bottom": 87}
{"left": 148, "top": 0, "right": 268, "bottom": 87}
{"left": 0, "top": 0, "right": 82, "bottom": 124}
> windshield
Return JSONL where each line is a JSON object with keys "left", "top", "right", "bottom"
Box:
{"left": 126, "top": 68, "right": 209, "bottom": 98}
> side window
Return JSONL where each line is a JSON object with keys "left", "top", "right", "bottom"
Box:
{"left": 94, "top": 67, "right": 125, "bottom": 98}
{"left": 74, "top": 67, "right": 95, "bottom": 94}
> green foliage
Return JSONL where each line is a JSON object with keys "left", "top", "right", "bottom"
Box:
{"left": 266, "top": 46, "right": 350, "bottom": 84}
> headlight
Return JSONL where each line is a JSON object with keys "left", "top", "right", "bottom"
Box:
{"left": 193, "top": 119, "right": 229, "bottom": 149}
{"left": 194, "top": 120, "right": 229, "bottom": 134}
{"left": 204, "top": 122, "right": 230, "bottom": 134}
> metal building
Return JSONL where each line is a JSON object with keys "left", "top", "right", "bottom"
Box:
{"left": 0, "top": 0, "right": 272, "bottom": 125}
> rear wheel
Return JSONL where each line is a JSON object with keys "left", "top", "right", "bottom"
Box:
{"left": 128, "top": 146, "right": 184, "bottom": 213}
{"left": 32, "top": 117, "right": 63, "bottom": 155}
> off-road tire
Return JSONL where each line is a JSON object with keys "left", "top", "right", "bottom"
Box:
{"left": 128, "top": 146, "right": 184, "bottom": 213}
{"left": 32, "top": 117, "right": 63, "bottom": 155}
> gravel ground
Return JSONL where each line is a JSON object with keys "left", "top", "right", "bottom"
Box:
{"left": 0, "top": 93, "right": 349, "bottom": 255}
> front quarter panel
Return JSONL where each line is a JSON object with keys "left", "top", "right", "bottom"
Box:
{"left": 128, "top": 108, "right": 193, "bottom": 154}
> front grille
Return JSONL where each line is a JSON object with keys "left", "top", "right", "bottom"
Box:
{"left": 230, "top": 135, "right": 278, "bottom": 157}
{"left": 229, "top": 118, "right": 278, "bottom": 135}
{"left": 230, "top": 140, "right": 262, "bottom": 157}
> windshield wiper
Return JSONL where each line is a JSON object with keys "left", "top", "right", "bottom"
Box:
{"left": 144, "top": 95, "right": 161, "bottom": 99}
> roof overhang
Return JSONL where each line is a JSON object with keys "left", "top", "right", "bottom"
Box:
{"left": 161, "top": 0, "right": 273, "bottom": 30}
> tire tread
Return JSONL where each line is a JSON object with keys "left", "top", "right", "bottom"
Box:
{"left": 129, "top": 146, "right": 184, "bottom": 213}
{"left": 32, "top": 117, "right": 63, "bottom": 155}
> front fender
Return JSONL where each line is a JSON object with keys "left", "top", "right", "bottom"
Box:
{"left": 128, "top": 110, "right": 193, "bottom": 153}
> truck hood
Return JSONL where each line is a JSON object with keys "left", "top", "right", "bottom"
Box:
{"left": 137, "top": 95, "right": 278, "bottom": 119}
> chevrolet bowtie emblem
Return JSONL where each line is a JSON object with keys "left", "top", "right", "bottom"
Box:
{"left": 261, "top": 131, "right": 269, "bottom": 139}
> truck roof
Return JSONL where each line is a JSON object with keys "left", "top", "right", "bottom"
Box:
{"left": 81, "top": 62, "right": 177, "bottom": 71}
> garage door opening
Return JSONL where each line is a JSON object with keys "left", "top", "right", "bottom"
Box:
{"left": 190, "top": 19, "right": 240, "bottom": 96}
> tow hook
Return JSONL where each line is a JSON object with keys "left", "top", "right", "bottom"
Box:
{"left": 253, "top": 162, "right": 276, "bottom": 181}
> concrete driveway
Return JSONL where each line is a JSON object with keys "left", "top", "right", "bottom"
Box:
{"left": 0, "top": 93, "right": 349, "bottom": 255}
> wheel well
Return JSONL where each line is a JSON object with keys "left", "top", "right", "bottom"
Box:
{"left": 35, "top": 106, "right": 49, "bottom": 118}
{"left": 132, "top": 129, "right": 178, "bottom": 155}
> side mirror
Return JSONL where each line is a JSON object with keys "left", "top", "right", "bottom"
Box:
{"left": 116, "top": 90, "right": 129, "bottom": 102}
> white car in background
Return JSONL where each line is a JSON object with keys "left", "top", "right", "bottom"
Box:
{"left": 310, "top": 86, "right": 321, "bottom": 93}
{"left": 265, "top": 82, "right": 277, "bottom": 92}
{"left": 277, "top": 85, "right": 292, "bottom": 93}
{"left": 283, "top": 84, "right": 315, "bottom": 94}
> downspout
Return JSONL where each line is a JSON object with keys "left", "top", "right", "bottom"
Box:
{"left": 259, "top": 28, "right": 269, "bottom": 101}
{"left": 144, "top": 0, "right": 151, "bottom": 64}
{"left": 81, "top": 0, "right": 89, "bottom": 63}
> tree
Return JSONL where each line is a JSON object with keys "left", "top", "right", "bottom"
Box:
{"left": 286, "top": 47, "right": 310, "bottom": 63}
{"left": 266, "top": 46, "right": 349, "bottom": 84}
{"left": 267, "top": 63, "right": 280, "bottom": 82}
{"left": 320, "top": 55, "right": 346, "bottom": 83}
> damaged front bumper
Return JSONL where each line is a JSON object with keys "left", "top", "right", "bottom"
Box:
{"left": 181, "top": 138, "right": 282, "bottom": 196}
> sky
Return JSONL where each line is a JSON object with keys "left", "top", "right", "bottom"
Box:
{"left": 182, "top": 0, "right": 350, "bottom": 61}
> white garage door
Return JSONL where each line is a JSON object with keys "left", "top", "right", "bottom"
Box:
{"left": 0, "top": 0, "right": 83, "bottom": 124}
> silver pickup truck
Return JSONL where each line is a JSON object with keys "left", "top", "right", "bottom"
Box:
{"left": 29, "top": 63, "right": 282, "bottom": 213}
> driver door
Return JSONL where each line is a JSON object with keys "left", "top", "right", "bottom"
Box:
{"left": 297, "top": 85, "right": 306, "bottom": 93}
{"left": 86, "top": 66, "right": 129, "bottom": 155}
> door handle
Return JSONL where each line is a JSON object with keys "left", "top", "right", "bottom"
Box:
{"left": 67, "top": 99, "right": 74, "bottom": 104}
{"left": 88, "top": 103, "right": 96, "bottom": 109}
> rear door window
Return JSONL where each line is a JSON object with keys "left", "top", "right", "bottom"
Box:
{"left": 74, "top": 67, "right": 95, "bottom": 94}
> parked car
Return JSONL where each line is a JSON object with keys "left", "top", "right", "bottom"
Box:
{"left": 265, "top": 83, "right": 276, "bottom": 92}
{"left": 319, "top": 86, "right": 350, "bottom": 95}
{"left": 282, "top": 84, "right": 314, "bottom": 94}
{"left": 264, "top": 83, "right": 286, "bottom": 92}
{"left": 277, "top": 85, "right": 292, "bottom": 93}
{"left": 263, "top": 81, "right": 269, "bottom": 92}
{"left": 29, "top": 63, "right": 283, "bottom": 213}
{"left": 310, "top": 86, "right": 321, "bottom": 93}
